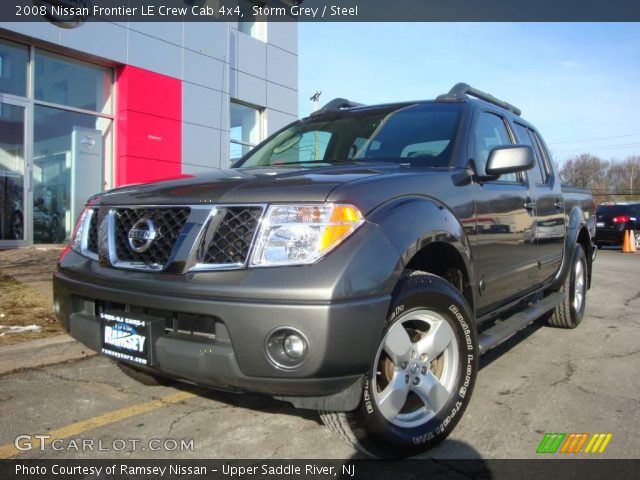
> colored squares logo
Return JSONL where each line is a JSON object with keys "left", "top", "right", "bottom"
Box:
{"left": 537, "top": 433, "right": 612, "bottom": 454}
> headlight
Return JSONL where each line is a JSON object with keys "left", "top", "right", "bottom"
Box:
{"left": 70, "top": 195, "right": 102, "bottom": 255}
{"left": 250, "top": 203, "right": 364, "bottom": 266}
{"left": 70, "top": 207, "right": 90, "bottom": 254}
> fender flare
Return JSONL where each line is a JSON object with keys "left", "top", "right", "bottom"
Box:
{"left": 549, "top": 206, "right": 592, "bottom": 291}
{"left": 367, "top": 195, "right": 476, "bottom": 308}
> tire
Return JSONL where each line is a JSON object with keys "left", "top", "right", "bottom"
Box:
{"left": 116, "top": 362, "right": 173, "bottom": 386}
{"left": 547, "top": 244, "right": 587, "bottom": 329}
{"left": 10, "top": 212, "right": 24, "bottom": 240}
{"left": 635, "top": 231, "right": 640, "bottom": 250}
{"left": 50, "top": 218, "right": 60, "bottom": 243}
{"left": 320, "top": 271, "right": 478, "bottom": 458}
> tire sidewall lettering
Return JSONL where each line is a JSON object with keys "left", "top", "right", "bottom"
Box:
{"left": 361, "top": 284, "right": 478, "bottom": 450}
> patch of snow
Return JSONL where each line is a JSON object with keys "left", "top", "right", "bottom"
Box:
{"left": 0, "top": 324, "right": 42, "bottom": 336}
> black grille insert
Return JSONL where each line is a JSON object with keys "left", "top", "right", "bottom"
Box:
{"left": 200, "top": 207, "right": 263, "bottom": 265}
{"left": 113, "top": 208, "right": 190, "bottom": 267}
{"left": 86, "top": 209, "right": 99, "bottom": 254}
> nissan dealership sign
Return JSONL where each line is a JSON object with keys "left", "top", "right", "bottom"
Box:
{"left": 33, "top": 0, "right": 92, "bottom": 28}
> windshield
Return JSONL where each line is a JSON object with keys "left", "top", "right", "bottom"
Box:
{"left": 235, "top": 103, "right": 463, "bottom": 168}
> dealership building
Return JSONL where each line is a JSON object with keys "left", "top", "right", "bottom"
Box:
{"left": 0, "top": 13, "right": 298, "bottom": 247}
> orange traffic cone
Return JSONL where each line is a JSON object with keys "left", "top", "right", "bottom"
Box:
{"left": 622, "top": 230, "right": 634, "bottom": 253}
{"left": 630, "top": 230, "right": 637, "bottom": 253}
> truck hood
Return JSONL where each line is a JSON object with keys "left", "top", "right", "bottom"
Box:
{"left": 100, "top": 165, "right": 392, "bottom": 206}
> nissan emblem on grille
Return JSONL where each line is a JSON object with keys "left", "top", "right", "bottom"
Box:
{"left": 127, "top": 218, "right": 158, "bottom": 253}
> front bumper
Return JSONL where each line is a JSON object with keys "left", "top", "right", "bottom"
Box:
{"left": 53, "top": 256, "right": 390, "bottom": 402}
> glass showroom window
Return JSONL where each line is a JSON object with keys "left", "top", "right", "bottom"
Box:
{"left": 0, "top": 38, "right": 28, "bottom": 97}
{"left": 0, "top": 104, "right": 26, "bottom": 241}
{"left": 33, "top": 106, "right": 112, "bottom": 243}
{"left": 34, "top": 50, "right": 113, "bottom": 115}
{"left": 230, "top": 102, "right": 263, "bottom": 163}
{"left": 0, "top": 39, "right": 28, "bottom": 243}
{"left": 32, "top": 51, "right": 113, "bottom": 244}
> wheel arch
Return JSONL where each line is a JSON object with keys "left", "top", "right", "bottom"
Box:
{"left": 550, "top": 206, "right": 593, "bottom": 291}
{"left": 369, "top": 196, "right": 476, "bottom": 316}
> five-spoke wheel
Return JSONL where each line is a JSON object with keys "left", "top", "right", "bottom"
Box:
{"left": 372, "top": 310, "right": 458, "bottom": 428}
{"left": 320, "top": 271, "right": 477, "bottom": 458}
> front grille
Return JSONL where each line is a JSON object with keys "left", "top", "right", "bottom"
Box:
{"left": 113, "top": 208, "right": 190, "bottom": 267}
{"left": 199, "top": 207, "right": 263, "bottom": 265}
{"left": 86, "top": 209, "right": 99, "bottom": 254}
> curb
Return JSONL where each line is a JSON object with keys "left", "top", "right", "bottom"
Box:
{"left": 0, "top": 334, "right": 96, "bottom": 375}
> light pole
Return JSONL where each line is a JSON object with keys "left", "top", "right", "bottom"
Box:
{"left": 309, "top": 91, "right": 322, "bottom": 159}
{"left": 310, "top": 91, "right": 322, "bottom": 112}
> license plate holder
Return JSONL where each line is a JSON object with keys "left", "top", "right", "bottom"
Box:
{"left": 100, "top": 311, "right": 164, "bottom": 366}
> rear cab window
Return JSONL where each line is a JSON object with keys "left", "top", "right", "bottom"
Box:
{"left": 512, "top": 122, "right": 545, "bottom": 184}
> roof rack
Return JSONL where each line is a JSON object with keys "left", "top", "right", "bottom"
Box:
{"left": 310, "top": 97, "right": 364, "bottom": 116}
{"left": 436, "top": 83, "right": 521, "bottom": 116}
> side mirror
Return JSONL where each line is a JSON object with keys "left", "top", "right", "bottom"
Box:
{"left": 485, "top": 145, "right": 534, "bottom": 176}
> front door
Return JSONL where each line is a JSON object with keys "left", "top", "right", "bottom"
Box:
{"left": 0, "top": 97, "right": 29, "bottom": 248}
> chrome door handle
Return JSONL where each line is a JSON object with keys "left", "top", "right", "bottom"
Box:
{"left": 524, "top": 201, "right": 536, "bottom": 210}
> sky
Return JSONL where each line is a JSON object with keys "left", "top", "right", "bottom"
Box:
{"left": 298, "top": 23, "right": 640, "bottom": 164}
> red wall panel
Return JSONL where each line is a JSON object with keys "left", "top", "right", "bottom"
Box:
{"left": 115, "top": 66, "right": 182, "bottom": 186}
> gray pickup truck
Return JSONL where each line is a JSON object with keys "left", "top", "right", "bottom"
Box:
{"left": 53, "top": 83, "right": 596, "bottom": 457}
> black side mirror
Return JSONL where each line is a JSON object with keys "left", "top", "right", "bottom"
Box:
{"left": 485, "top": 145, "right": 534, "bottom": 176}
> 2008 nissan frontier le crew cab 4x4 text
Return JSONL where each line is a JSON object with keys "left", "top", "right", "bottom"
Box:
{"left": 53, "top": 83, "right": 596, "bottom": 457}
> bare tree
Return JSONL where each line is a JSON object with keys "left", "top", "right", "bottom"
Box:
{"left": 560, "top": 154, "right": 609, "bottom": 193}
{"left": 559, "top": 154, "right": 640, "bottom": 203}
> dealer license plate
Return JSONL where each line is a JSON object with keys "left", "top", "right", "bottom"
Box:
{"left": 101, "top": 311, "right": 158, "bottom": 365}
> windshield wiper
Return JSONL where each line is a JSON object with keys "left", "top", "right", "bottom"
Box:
{"left": 270, "top": 160, "right": 333, "bottom": 166}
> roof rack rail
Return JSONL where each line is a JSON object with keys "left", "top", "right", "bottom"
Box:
{"left": 310, "top": 97, "right": 364, "bottom": 116}
{"left": 436, "top": 83, "right": 521, "bottom": 116}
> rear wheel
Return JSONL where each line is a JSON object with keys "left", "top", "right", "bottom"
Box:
{"left": 547, "top": 244, "right": 587, "bottom": 329}
{"left": 320, "top": 271, "right": 478, "bottom": 458}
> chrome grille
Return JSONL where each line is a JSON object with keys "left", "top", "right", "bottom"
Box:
{"left": 198, "top": 206, "right": 263, "bottom": 265}
{"left": 112, "top": 208, "right": 190, "bottom": 267}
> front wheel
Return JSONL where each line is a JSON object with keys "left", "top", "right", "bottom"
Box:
{"left": 321, "top": 271, "right": 478, "bottom": 458}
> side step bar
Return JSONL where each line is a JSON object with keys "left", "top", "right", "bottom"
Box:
{"left": 478, "top": 292, "right": 565, "bottom": 355}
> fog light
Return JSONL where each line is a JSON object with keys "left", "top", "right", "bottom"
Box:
{"left": 283, "top": 333, "right": 306, "bottom": 359}
{"left": 265, "top": 327, "right": 309, "bottom": 369}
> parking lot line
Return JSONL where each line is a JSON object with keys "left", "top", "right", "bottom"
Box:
{"left": 0, "top": 390, "right": 194, "bottom": 459}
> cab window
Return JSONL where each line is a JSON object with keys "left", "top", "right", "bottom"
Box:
{"left": 513, "top": 122, "right": 545, "bottom": 184}
{"left": 474, "top": 111, "right": 519, "bottom": 182}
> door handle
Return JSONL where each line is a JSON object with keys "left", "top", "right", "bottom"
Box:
{"left": 524, "top": 200, "right": 536, "bottom": 210}
{"left": 554, "top": 200, "right": 564, "bottom": 210}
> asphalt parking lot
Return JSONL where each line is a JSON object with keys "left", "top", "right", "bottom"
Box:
{"left": 1, "top": 249, "right": 638, "bottom": 460}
